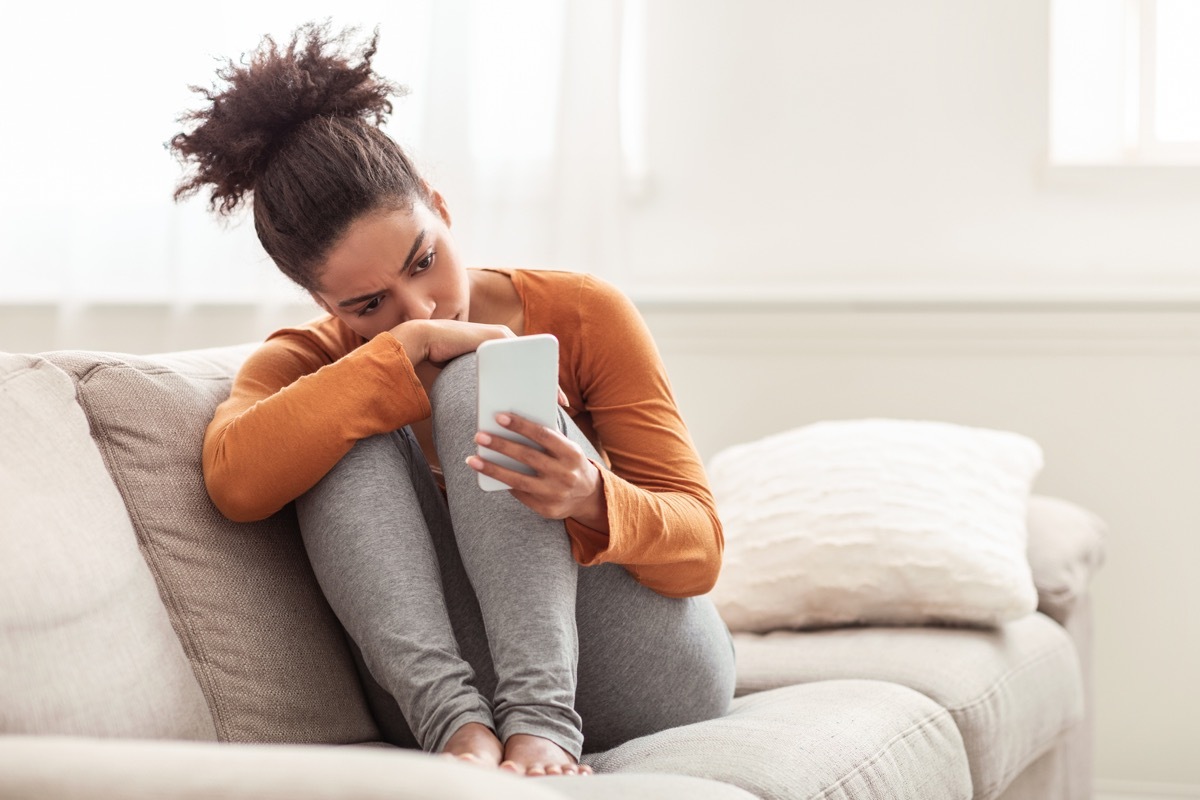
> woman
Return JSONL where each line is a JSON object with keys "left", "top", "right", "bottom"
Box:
{"left": 172, "top": 21, "right": 734, "bottom": 777}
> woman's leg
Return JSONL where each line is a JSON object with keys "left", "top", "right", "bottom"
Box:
{"left": 428, "top": 353, "right": 736, "bottom": 759}
{"left": 430, "top": 354, "right": 585, "bottom": 760}
{"left": 300, "top": 352, "right": 735, "bottom": 763}
{"left": 294, "top": 428, "right": 496, "bottom": 754}
{"left": 573, "top": 562, "right": 737, "bottom": 753}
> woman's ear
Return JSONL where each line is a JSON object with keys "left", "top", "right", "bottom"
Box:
{"left": 426, "top": 184, "right": 452, "bottom": 227}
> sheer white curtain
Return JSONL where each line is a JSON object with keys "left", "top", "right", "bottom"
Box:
{"left": 1, "top": 0, "right": 640, "bottom": 315}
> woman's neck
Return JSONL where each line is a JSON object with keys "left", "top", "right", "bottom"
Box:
{"left": 468, "top": 269, "right": 525, "bottom": 335}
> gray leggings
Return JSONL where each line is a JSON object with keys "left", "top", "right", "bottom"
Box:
{"left": 295, "top": 353, "right": 735, "bottom": 758}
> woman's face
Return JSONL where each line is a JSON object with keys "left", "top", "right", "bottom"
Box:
{"left": 310, "top": 193, "right": 470, "bottom": 340}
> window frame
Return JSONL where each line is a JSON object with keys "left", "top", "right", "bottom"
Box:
{"left": 1050, "top": 0, "right": 1200, "bottom": 166}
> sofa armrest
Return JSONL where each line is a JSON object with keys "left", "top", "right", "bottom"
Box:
{"left": 0, "top": 735, "right": 562, "bottom": 800}
{"left": 1026, "top": 495, "right": 1107, "bottom": 625}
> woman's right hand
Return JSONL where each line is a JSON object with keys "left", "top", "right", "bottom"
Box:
{"left": 391, "top": 319, "right": 515, "bottom": 367}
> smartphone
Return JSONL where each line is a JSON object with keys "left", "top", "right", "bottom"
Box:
{"left": 475, "top": 334, "right": 560, "bottom": 491}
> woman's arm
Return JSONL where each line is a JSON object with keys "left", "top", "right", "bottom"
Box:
{"left": 564, "top": 276, "right": 724, "bottom": 599}
{"left": 203, "top": 328, "right": 430, "bottom": 522}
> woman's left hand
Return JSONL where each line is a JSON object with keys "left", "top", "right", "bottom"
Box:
{"left": 467, "top": 413, "right": 609, "bottom": 531}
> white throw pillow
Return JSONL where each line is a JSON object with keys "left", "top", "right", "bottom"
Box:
{"left": 708, "top": 419, "right": 1042, "bottom": 632}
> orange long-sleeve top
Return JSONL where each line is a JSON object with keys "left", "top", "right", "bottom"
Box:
{"left": 203, "top": 268, "right": 722, "bottom": 598}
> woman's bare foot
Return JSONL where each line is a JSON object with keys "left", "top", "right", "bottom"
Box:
{"left": 499, "top": 733, "right": 593, "bottom": 777}
{"left": 441, "top": 722, "right": 503, "bottom": 768}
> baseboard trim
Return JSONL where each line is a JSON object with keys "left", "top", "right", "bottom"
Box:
{"left": 1096, "top": 779, "right": 1200, "bottom": 799}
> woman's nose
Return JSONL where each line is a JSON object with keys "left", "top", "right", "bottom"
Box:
{"left": 397, "top": 293, "right": 434, "bottom": 322}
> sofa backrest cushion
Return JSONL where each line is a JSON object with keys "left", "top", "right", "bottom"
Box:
{"left": 0, "top": 353, "right": 216, "bottom": 740}
{"left": 41, "top": 346, "right": 380, "bottom": 745}
{"left": 1025, "top": 495, "right": 1107, "bottom": 625}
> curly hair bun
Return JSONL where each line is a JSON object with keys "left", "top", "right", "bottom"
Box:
{"left": 171, "top": 20, "right": 407, "bottom": 214}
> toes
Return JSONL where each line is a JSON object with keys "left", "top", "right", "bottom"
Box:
{"left": 499, "top": 760, "right": 523, "bottom": 775}
{"left": 544, "top": 764, "right": 564, "bottom": 776}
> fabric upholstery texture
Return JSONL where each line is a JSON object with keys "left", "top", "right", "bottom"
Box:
{"left": 732, "top": 612, "right": 1084, "bottom": 800}
{"left": 0, "top": 735, "right": 563, "bottom": 800}
{"left": 41, "top": 347, "right": 379, "bottom": 745}
{"left": 551, "top": 774, "right": 759, "bottom": 799}
{"left": 0, "top": 735, "right": 761, "bottom": 800}
{"left": 0, "top": 354, "right": 215, "bottom": 740}
{"left": 585, "top": 681, "right": 972, "bottom": 800}
{"left": 707, "top": 418, "right": 1042, "bottom": 632}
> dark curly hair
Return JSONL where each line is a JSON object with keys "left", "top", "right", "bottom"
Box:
{"left": 170, "top": 21, "right": 431, "bottom": 291}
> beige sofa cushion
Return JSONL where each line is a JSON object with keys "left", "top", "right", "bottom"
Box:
{"left": 0, "top": 736, "right": 761, "bottom": 800}
{"left": 733, "top": 612, "right": 1084, "bottom": 800}
{"left": 586, "top": 680, "right": 972, "bottom": 800}
{"left": 42, "top": 346, "right": 378, "bottom": 745}
{"left": 0, "top": 353, "right": 215, "bottom": 740}
{"left": 0, "top": 735, "right": 566, "bottom": 800}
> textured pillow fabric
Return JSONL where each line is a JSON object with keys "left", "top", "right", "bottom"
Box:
{"left": 0, "top": 353, "right": 215, "bottom": 739}
{"left": 42, "top": 346, "right": 379, "bottom": 745}
{"left": 708, "top": 419, "right": 1043, "bottom": 633}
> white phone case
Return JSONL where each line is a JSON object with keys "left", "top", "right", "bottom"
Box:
{"left": 475, "top": 334, "right": 560, "bottom": 491}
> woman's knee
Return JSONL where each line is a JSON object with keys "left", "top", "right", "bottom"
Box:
{"left": 329, "top": 431, "right": 414, "bottom": 481}
{"left": 429, "top": 352, "right": 479, "bottom": 450}
{"left": 429, "top": 352, "right": 478, "bottom": 409}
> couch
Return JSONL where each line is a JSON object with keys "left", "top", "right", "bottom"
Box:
{"left": 0, "top": 343, "right": 1106, "bottom": 800}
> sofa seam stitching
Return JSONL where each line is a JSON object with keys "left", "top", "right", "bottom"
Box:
{"left": 944, "top": 644, "right": 1071, "bottom": 715}
{"left": 946, "top": 644, "right": 1083, "bottom": 798}
{"left": 810, "top": 707, "right": 961, "bottom": 800}
{"left": 0, "top": 364, "right": 43, "bottom": 386}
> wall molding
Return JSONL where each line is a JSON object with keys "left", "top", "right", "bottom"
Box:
{"left": 7, "top": 298, "right": 1200, "bottom": 357}
{"left": 639, "top": 305, "right": 1200, "bottom": 357}
{"left": 628, "top": 287, "right": 1200, "bottom": 313}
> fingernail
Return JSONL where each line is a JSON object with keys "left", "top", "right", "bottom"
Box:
{"left": 465, "top": 456, "right": 481, "bottom": 470}
{"left": 496, "top": 413, "right": 511, "bottom": 426}
{"left": 475, "top": 431, "right": 492, "bottom": 446}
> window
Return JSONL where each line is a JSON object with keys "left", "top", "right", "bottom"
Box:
{"left": 1, "top": 0, "right": 645, "bottom": 304}
{"left": 1050, "top": 0, "right": 1200, "bottom": 164}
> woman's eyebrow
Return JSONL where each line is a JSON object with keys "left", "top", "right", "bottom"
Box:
{"left": 336, "top": 230, "right": 427, "bottom": 308}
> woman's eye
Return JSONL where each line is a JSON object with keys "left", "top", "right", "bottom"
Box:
{"left": 357, "top": 297, "right": 382, "bottom": 317}
{"left": 413, "top": 249, "right": 436, "bottom": 274}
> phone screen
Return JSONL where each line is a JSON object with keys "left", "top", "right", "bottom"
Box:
{"left": 475, "top": 334, "right": 559, "bottom": 491}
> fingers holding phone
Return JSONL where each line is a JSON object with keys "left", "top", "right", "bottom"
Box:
{"left": 472, "top": 334, "right": 559, "bottom": 491}
{"left": 467, "top": 334, "right": 606, "bottom": 527}
{"left": 469, "top": 413, "right": 605, "bottom": 525}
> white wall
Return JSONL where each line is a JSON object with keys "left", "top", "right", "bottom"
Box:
{"left": 624, "top": 0, "right": 1200, "bottom": 299}
{"left": 4, "top": 0, "right": 1198, "bottom": 793}
{"left": 642, "top": 303, "right": 1200, "bottom": 794}
{"left": 622, "top": 2, "right": 1200, "bottom": 793}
